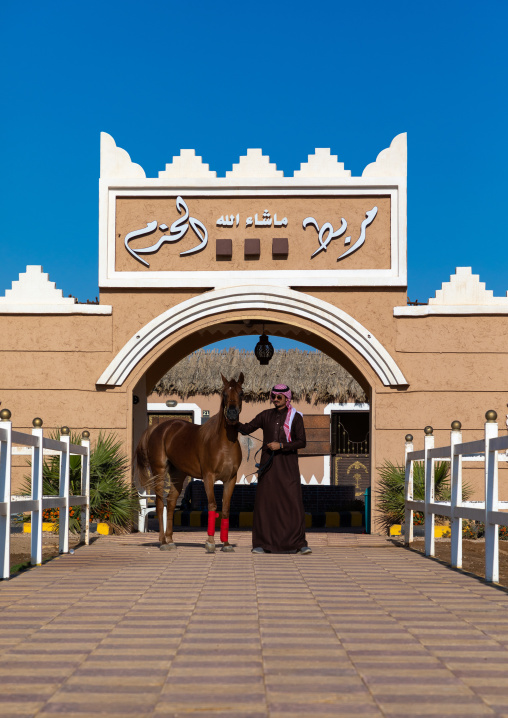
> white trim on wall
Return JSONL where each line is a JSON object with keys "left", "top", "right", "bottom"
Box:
{"left": 0, "top": 304, "right": 112, "bottom": 315}
{"left": 324, "top": 403, "right": 370, "bottom": 414}
{"left": 322, "top": 402, "right": 370, "bottom": 485}
{"left": 395, "top": 305, "right": 508, "bottom": 316}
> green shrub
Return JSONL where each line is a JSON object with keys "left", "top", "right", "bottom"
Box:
{"left": 23, "top": 431, "right": 139, "bottom": 534}
{"left": 376, "top": 460, "right": 471, "bottom": 534}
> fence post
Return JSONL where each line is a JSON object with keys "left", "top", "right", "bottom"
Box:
{"left": 31, "top": 418, "right": 44, "bottom": 566}
{"left": 364, "top": 487, "right": 371, "bottom": 534}
{"left": 450, "top": 420, "right": 463, "bottom": 568}
{"left": 80, "top": 431, "right": 90, "bottom": 546}
{"left": 485, "top": 410, "right": 499, "bottom": 583}
{"left": 0, "top": 410, "right": 12, "bottom": 580}
{"left": 424, "top": 426, "right": 435, "bottom": 557}
{"left": 59, "top": 427, "right": 70, "bottom": 555}
{"left": 404, "top": 434, "right": 414, "bottom": 546}
{"left": 138, "top": 489, "right": 148, "bottom": 533}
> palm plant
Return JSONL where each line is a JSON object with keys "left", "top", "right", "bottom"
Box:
{"left": 23, "top": 431, "right": 139, "bottom": 534}
{"left": 376, "top": 460, "right": 471, "bottom": 534}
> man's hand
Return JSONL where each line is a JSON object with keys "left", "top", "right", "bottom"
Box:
{"left": 266, "top": 441, "right": 282, "bottom": 451}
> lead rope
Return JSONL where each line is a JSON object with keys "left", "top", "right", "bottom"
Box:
{"left": 243, "top": 445, "right": 274, "bottom": 480}
{"left": 240, "top": 430, "right": 277, "bottom": 479}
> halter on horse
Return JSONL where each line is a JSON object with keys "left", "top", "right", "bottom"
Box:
{"left": 135, "top": 373, "right": 244, "bottom": 553}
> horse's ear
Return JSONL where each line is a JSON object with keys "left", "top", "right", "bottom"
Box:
{"left": 238, "top": 372, "right": 244, "bottom": 385}
{"left": 221, "top": 373, "right": 228, "bottom": 386}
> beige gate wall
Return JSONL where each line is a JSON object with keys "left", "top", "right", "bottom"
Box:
{"left": 1, "top": 133, "right": 507, "bottom": 525}
{"left": 1, "top": 274, "right": 507, "bottom": 511}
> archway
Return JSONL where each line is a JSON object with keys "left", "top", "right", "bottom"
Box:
{"left": 96, "top": 285, "right": 408, "bottom": 527}
{"left": 97, "top": 285, "right": 407, "bottom": 388}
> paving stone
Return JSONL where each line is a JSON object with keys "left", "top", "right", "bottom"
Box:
{"left": 3, "top": 530, "right": 508, "bottom": 716}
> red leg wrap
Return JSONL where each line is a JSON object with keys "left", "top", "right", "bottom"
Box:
{"left": 207, "top": 511, "right": 218, "bottom": 536}
{"left": 220, "top": 518, "right": 229, "bottom": 544}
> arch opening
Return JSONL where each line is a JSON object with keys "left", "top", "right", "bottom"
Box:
{"left": 110, "top": 286, "right": 408, "bottom": 529}
{"left": 128, "top": 314, "right": 377, "bottom": 510}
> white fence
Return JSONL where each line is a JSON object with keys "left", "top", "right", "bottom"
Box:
{"left": 0, "top": 410, "right": 90, "bottom": 580}
{"left": 404, "top": 410, "right": 508, "bottom": 583}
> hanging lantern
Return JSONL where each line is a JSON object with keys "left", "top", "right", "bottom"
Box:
{"left": 254, "top": 331, "right": 274, "bottom": 365}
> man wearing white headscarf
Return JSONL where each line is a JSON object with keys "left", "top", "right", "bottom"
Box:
{"left": 237, "top": 384, "right": 311, "bottom": 554}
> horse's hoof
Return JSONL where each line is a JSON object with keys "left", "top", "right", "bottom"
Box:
{"left": 205, "top": 541, "right": 216, "bottom": 554}
{"left": 160, "top": 542, "right": 177, "bottom": 551}
{"left": 221, "top": 544, "right": 235, "bottom": 552}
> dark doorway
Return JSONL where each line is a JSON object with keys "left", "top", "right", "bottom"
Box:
{"left": 331, "top": 411, "right": 370, "bottom": 498}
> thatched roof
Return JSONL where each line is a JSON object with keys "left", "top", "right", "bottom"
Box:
{"left": 153, "top": 349, "right": 366, "bottom": 404}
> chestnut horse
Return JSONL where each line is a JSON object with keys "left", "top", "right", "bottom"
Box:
{"left": 135, "top": 373, "right": 244, "bottom": 553}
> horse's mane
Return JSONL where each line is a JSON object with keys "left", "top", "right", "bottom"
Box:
{"left": 198, "top": 396, "right": 225, "bottom": 441}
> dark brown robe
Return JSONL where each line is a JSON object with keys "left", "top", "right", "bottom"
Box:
{"left": 238, "top": 408, "right": 308, "bottom": 553}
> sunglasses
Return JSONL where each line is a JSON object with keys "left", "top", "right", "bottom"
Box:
{"left": 271, "top": 393, "right": 285, "bottom": 400}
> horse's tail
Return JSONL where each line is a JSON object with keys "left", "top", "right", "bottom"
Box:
{"left": 133, "top": 425, "right": 154, "bottom": 491}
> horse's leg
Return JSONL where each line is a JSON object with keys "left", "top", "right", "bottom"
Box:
{"left": 220, "top": 474, "right": 237, "bottom": 553}
{"left": 155, "top": 492, "right": 168, "bottom": 548}
{"left": 160, "top": 471, "right": 185, "bottom": 551}
{"left": 151, "top": 459, "right": 175, "bottom": 550}
{"left": 150, "top": 464, "right": 169, "bottom": 548}
{"left": 203, "top": 474, "right": 218, "bottom": 554}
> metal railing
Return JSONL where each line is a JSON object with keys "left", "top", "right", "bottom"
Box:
{"left": 0, "top": 410, "right": 90, "bottom": 580}
{"left": 404, "top": 410, "right": 508, "bottom": 583}
{"left": 333, "top": 419, "right": 369, "bottom": 455}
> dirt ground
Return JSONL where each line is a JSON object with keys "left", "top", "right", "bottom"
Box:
{"left": 9, "top": 531, "right": 96, "bottom": 570}
{"left": 401, "top": 538, "right": 508, "bottom": 588}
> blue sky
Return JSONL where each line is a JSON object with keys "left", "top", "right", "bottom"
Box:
{"left": 1, "top": 0, "right": 506, "bottom": 317}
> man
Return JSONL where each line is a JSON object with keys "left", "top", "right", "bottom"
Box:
{"left": 237, "top": 384, "right": 312, "bottom": 554}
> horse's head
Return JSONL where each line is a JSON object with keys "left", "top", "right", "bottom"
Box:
{"left": 221, "top": 372, "right": 244, "bottom": 425}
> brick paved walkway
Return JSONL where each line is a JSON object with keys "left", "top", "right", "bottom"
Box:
{"left": 2, "top": 531, "right": 508, "bottom": 717}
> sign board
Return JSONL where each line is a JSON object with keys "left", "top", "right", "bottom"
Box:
{"left": 98, "top": 137, "right": 406, "bottom": 289}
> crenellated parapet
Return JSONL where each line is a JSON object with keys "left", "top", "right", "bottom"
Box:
{"left": 100, "top": 132, "right": 407, "bottom": 180}
{"left": 395, "top": 267, "right": 508, "bottom": 316}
